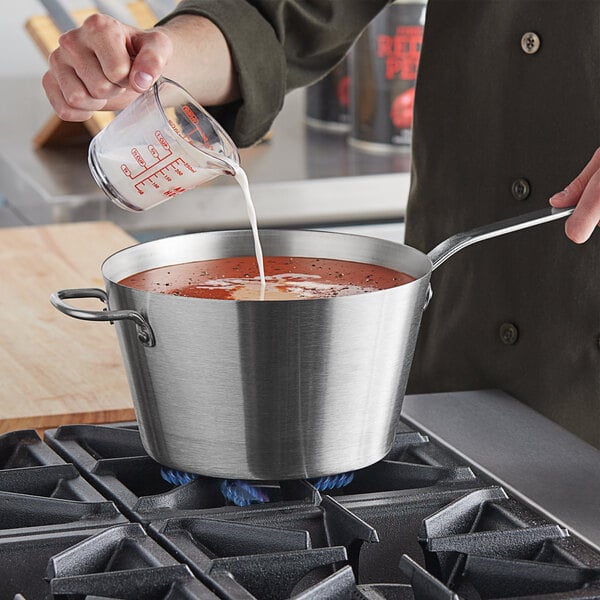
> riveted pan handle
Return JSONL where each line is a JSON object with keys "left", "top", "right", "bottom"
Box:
{"left": 427, "top": 207, "right": 574, "bottom": 271}
{"left": 422, "top": 207, "right": 575, "bottom": 310}
{"left": 50, "top": 288, "right": 155, "bottom": 347}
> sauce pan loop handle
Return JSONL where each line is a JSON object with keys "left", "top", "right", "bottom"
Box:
{"left": 50, "top": 288, "right": 155, "bottom": 347}
{"left": 427, "top": 207, "right": 574, "bottom": 271}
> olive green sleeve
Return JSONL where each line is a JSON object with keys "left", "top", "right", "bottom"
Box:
{"left": 159, "top": 0, "right": 390, "bottom": 147}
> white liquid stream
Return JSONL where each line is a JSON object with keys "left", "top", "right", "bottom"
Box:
{"left": 232, "top": 164, "right": 266, "bottom": 300}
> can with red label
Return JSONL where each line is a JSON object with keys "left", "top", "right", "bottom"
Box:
{"left": 349, "top": 0, "right": 426, "bottom": 153}
{"left": 305, "top": 56, "right": 351, "bottom": 132}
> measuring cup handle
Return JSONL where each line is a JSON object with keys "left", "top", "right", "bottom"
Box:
{"left": 50, "top": 288, "right": 155, "bottom": 347}
{"left": 427, "top": 207, "right": 574, "bottom": 271}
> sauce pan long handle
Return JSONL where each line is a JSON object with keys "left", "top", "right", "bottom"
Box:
{"left": 427, "top": 207, "right": 574, "bottom": 271}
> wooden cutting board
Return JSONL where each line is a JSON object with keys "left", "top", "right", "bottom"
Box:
{"left": 0, "top": 222, "right": 138, "bottom": 432}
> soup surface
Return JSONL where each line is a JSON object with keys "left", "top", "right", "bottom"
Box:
{"left": 119, "top": 256, "right": 416, "bottom": 300}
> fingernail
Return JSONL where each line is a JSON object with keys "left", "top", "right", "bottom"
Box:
{"left": 134, "top": 72, "right": 154, "bottom": 90}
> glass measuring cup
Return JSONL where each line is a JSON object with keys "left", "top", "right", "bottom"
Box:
{"left": 88, "top": 77, "right": 240, "bottom": 212}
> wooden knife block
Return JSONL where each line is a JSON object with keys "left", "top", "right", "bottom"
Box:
{"left": 25, "top": 2, "right": 158, "bottom": 148}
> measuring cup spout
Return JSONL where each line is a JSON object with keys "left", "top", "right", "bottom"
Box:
{"left": 206, "top": 156, "right": 238, "bottom": 176}
{"left": 426, "top": 207, "right": 575, "bottom": 271}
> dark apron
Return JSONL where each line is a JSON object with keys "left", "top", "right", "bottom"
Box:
{"left": 405, "top": 0, "right": 600, "bottom": 447}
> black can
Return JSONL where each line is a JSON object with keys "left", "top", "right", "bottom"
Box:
{"left": 305, "top": 56, "right": 351, "bottom": 132}
{"left": 349, "top": 0, "right": 426, "bottom": 153}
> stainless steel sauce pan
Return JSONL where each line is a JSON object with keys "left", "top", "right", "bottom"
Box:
{"left": 51, "top": 207, "right": 572, "bottom": 480}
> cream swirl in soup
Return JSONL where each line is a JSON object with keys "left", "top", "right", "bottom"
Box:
{"left": 119, "top": 256, "right": 416, "bottom": 301}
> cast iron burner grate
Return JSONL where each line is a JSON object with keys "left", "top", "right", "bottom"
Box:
{"left": 1, "top": 422, "right": 600, "bottom": 599}
{"left": 419, "top": 486, "right": 600, "bottom": 597}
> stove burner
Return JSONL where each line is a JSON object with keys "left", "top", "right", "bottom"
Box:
{"left": 160, "top": 466, "right": 356, "bottom": 507}
{"left": 219, "top": 479, "right": 271, "bottom": 507}
{"left": 309, "top": 471, "right": 355, "bottom": 491}
{"left": 160, "top": 467, "right": 199, "bottom": 486}
{"left": 159, "top": 467, "right": 272, "bottom": 507}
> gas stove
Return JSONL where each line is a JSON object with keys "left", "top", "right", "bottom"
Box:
{"left": 2, "top": 392, "right": 600, "bottom": 600}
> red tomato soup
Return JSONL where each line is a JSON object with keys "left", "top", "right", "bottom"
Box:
{"left": 119, "top": 256, "right": 416, "bottom": 300}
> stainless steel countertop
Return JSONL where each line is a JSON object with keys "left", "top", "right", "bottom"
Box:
{"left": 0, "top": 77, "right": 410, "bottom": 233}
{"left": 402, "top": 389, "right": 600, "bottom": 553}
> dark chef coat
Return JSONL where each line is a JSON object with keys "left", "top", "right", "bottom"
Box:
{"left": 405, "top": 0, "right": 600, "bottom": 447}
{"left": 164, "top": 0, "right": 600, "bottom": 447}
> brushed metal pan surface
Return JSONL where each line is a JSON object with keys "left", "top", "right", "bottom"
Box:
{"left": 102, "top": 229, "right": 432, "bottom": 479}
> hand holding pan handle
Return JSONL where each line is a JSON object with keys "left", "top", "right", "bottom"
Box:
{"left": 422, "top": 206, "right": 575, "bottom": 309}
{"left": 50, "top": 288, "right": 155, "bottom": 347}
{"left": 427, "top": 206, "right": 575, "bottom": 271}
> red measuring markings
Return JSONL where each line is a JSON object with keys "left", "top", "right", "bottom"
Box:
{"left": 182, "top": 104, "right": 210, "bottom": 146}
{"left": 182, "top": 104, "right": 199, "bottom": 125}
{"left": 131, "top": 147, "right": 146, "bottom": 168}
{"left": 155, "top": 130, "right": 170, "bottom": 151}
{"left": 134, "top": 157, "right": 197, "bottom": 196}
{"left": 121, "top": 130, "right": 173, "bottom": 180}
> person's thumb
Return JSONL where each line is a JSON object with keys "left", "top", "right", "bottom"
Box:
{"left": 128, "top": 29, "right": 173, "bottom": 93}
{"left": 549, "top": 148, "right": 600, "bottom": 208}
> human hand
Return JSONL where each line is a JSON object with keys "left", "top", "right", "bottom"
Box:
{"left": 549, "top": 148, "right": 600, "bottom": 243}
{"left": 42, "top": 13, "right": 172, "bottom": 122}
